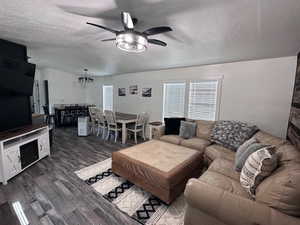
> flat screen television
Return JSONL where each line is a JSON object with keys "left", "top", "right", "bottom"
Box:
{"left": 0, "top": 39, "right": 35, "bottom": 133}
{"left": 0, "top": 58, "right": 35, "bottom": 96}
{"left": 0, "top": 96, "right": 32, "bottom": 132}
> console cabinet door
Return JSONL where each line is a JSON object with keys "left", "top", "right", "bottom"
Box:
{"left": 38, "top": 133, "right": 50, "bottom": 158}
{"left": 4, "top": 146, "right": 21, "bottom": 180}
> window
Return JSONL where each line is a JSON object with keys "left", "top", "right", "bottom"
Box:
{"left": 103, "top": 85, "right": 113, "bottom": 111}
{"left": 163, "top": 83, "right": 186, "bottom": 118}
{"left": 188, "top": 81, "right": 218, "bottom": 121}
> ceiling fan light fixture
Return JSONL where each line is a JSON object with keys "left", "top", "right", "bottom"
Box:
{"left": 116, "top": 33, "right": 148, "bottom": 53}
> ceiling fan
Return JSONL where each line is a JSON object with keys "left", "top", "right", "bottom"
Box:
{"left": 86, "top": 12, "right": 173, "bottom": 53}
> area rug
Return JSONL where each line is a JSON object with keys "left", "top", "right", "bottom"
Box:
{"left": 75, "top": 158, "right": 185, "bottom": 225}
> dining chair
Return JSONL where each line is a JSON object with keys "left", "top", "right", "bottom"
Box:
{"left": 104, "top": 110, "right": 121, "bottom": 142}
{"left": 141, "top": 112, "right": 149, "bottom": 138}
{"left": 127, "top": 112, "right": 148, "bottom": 144}
{"left": 94, "top": 108, "right": 107, "bottom": 138}
{"left": 88, "top": 107, "right": 98, "bottom": 134}
{"left": 62, "top": 106, "right": 75, "bottom": 126}
{"left": 43, "top": 105, "right": 55, "bottom": 125}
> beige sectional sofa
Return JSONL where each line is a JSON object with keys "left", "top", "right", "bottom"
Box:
{"left": 157, "top": 120, "right": 300, "bottom": 225}
{"left": 159, "top": 120, "right": 214, "bottom": 156}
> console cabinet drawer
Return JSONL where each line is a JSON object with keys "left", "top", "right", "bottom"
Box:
{"left": 3, "top": 145, "right": 21, "bottom": 180}
{"left": 38, "top": 133, "right": 50, "bottom": 159}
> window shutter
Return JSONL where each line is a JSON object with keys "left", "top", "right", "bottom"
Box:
{"left": 188, "top": 81, "right": 218, "bottom": 121}
{"left": 163, "top": 83, "right": 186, "bottom": 118}
{"left": 103, "top": 85, "right": 113, "bottom": 111}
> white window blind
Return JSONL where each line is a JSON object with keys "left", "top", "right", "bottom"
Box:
{"left": 163, "top": 83, "right": 186, "bottom": 118}
{"left": 103, "top": 85, "right": 113, "bottom": 111}
{"left": 188, "top": 81, "right": 218, "bottom": 121}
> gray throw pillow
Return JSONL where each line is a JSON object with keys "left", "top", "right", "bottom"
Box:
{"left": 179, "top": 121, "right": 196, "bottom": 139}
{"left": 235, "top": 142, "right": 269, "bottom": 172}
{"left": 235, "top": 137, "right": 258, "bottom": 162}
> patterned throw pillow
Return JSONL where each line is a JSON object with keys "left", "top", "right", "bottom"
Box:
{"left": 210, "top": 120, "right": 259, "bottom": 150}
{"left": 179, "top": 121, "right": 197, "bottom": 139}
{"left": 240, "top": 147, "right": 278, "bottom": 197}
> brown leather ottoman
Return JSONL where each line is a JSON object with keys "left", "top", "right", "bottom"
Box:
{"left": 112, "top": 140, "right": 203, "bottom": 204}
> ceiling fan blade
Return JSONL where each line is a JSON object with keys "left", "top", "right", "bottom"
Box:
{"left": 121, "top": 12, "right": 134, "bottom": 30}
{"left": 86, "top": 22, "right": 118, "bottom": 34}
{"left": 143, "top": 26, "right": 172, "bottom": 36}
{"left": 102, "top": 38, "right": 116, "bottom": 42}
{"left": 148, "top": 39, "right": 167, "bottom": 47}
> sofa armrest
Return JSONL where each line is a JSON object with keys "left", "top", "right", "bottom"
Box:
{"left": 152, "top": 125, "right": 165, "bottom": 139}
{"left": 184, "top": 178, "right": 300, "bottom": 225}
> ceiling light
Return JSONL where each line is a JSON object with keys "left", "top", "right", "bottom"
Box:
{"left": 78, "top": 69, "right": 94, "bottom": 87}
{"left": 116, "top": 32, "right": 148, "bottom": 53}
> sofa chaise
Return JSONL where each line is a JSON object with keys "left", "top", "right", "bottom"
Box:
{"left": 156, "top": 120, "right": 300, "bottom": 225}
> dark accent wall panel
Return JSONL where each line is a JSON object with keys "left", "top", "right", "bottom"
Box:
{"left": 287, "top": 53, "right": 300, "bottom": 149}
{"left": 0, "top": 39, "right": 27, "bottom": 62}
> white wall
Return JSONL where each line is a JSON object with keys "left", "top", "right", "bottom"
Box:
{"left": 38, "top": 68, "right": 88, "bottom": 113}
{"left": 85, "top": 79, "right": 102, "bottom": 107}
{"left": 95, "top": 56, "right": 296, "bottom": 138}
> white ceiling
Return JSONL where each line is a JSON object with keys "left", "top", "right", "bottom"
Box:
{"left": 0, "top": 0, "right": 300, "bottom": 76}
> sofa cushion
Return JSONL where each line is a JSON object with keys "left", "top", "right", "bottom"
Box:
{"left": 211, "top": 120, "right": 259, "bottom": 150}
{"left": 240, "top": 147, "right": 278, "bottom": 197}
{"left": 181, "top": 137, "right": 211, "bottom": 152}
{"left": 205, "top": 144, "right": 235, "bottom": 162}
{"left": 195, "top": 120, "right": 215, "bottom": 140}
{"left": 164, "top": 117, "right": 185, "bottom": 135}
{"left": 208, "top": 158, "right": 240, "bottom": 181}
{"left": 276, "top": 144, "right": 300, "bottom": 165}
{"left": 253, "top": 131, "right": 286, "bottom": 147}
{"left": 179, "top": 121, "right": 197, "bottom": 139}
{"left": 199, "top": 170, "right": 251, "bottom": 199}
{"left": 160, "top": 135, "right": 184, "bottom": 145}
{"left": 256, "top": 162, "right": 300, "bottom": 216}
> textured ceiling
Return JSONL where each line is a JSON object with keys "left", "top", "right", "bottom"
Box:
{"left": 0, "top": 0, "right": 300, "bottom": 76}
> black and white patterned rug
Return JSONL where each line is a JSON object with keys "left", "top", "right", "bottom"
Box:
{"left": 75, "top": 158, "right": 185, "bottom": 225}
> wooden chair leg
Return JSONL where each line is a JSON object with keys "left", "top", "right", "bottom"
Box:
{"left": 134, "top": 132, "right": 137, "bottom": 144}
{"left": 97, "top": 126, "right": 100, "bottom": 136}
{"left": 102, "top": 128, "right": 106, "bottom": 139}
{"left": 115, "top": 130, "right": 118, "bottom": 142}
{"left": 142, "top": 129, "right": 146, "bottom": 140}
{"left": 91, "top": 125, "right": 94, "bottom": 135}
{"left": 99, "top": 127, "right": 102, "bottom": 138}
{"left": 106, "top": 129, "right": 110, "bottom": 140}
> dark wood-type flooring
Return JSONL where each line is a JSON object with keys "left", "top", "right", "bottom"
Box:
{"left": 0, "top": 128, "right": 141, "bottom": 225}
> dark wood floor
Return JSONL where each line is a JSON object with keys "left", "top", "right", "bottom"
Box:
{"left": 0, "top": 128, "right": 141, "bottom": 225}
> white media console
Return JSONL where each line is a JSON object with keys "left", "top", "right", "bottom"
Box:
{"left": 0, "top": 125, "right": 50, "bottom": 185}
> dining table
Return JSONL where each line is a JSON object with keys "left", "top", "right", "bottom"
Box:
{"left": 115, "top": 112, "right": 138, "bottom": 144}
{"left": 54, "top": 105, "right": 94, "bottom": 127}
